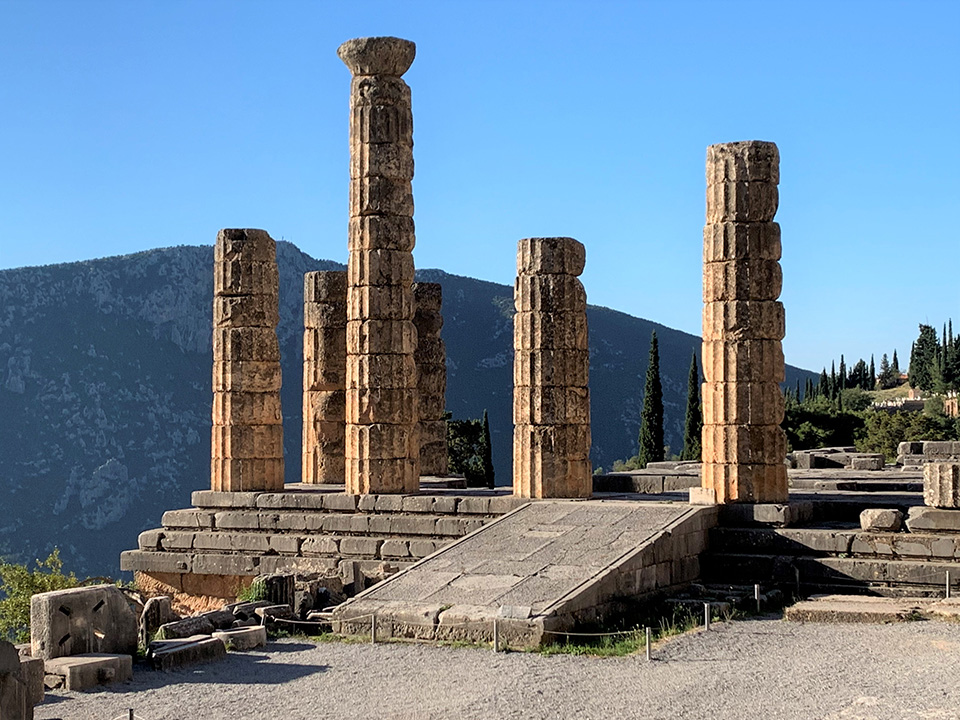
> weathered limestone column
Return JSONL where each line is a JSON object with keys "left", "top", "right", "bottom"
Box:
{"left": 700, "top": 141, "right": 787, "bottom": 504}
{"left": 513, "top": 237, "right": 591, "bottom": 498}
{"left": 414, "top": 282, "right": 448, "bottom": 476}
{"left": 339, "top": 36, "right": 419, "bottom": 494}
{"left": 923, "top": 463, "right": 960, "bottom": 507}
{"left": 211, "top": 228, "right": 284, "bottom": 492}
{"left": 302, "top": 271, "right": 347, "bottom": 484}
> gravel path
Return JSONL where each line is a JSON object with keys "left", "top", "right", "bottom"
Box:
{"left": 35, "top": 619, "right": 960, "bottom": 720}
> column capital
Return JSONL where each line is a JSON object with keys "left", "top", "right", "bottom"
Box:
{"left": 338, "top": 37, "right": 416, "bottom": 77}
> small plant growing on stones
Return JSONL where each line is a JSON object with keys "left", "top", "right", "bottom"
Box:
{"left": 236, "top": 579, "right": 267, "bottom": 603}
{"left": 0, "top": 548, "right": 80, "bottom": 642}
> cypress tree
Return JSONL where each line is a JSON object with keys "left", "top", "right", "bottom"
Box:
{"left": 869, "top": 355, "right": 875, "bottom": 389}
{"left": 680, "top": 352, "right": 702, "bottom": 461}
{"left": 839, "top": 355, "right": 846, "bottom": 392}
{"left": 818, "top": 368, "right": 829, "bottom": 398}
{"left": 830, "top": 361, "right": 837, "bottom": 399}
{"left": 909, "top": 325, "right": 939, "bottom": 391}
{"left": 481, "top": 410, "right": 494, "bottom": 489}
{"left": 892, "top": 349, "right": 900, "bottom": 374}
{"left": 637, "top": 331, "right": 664, "bottom": 468}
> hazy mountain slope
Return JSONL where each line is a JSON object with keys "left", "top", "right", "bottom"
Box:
{"left": 0, "top": 244, "right": 815, "bottom": 577}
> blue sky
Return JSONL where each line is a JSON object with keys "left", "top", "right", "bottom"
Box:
{"left": 1, "top": 0, "right": 957, "bottom": 372}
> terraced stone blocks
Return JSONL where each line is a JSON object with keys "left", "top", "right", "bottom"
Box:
{"left": 339, "top": 37, "right": 419, "bottom": 494}
{"left": 923, "top": 462, "right": 960, "bottom": 508}
{"left": 701, "top": 142, "right": 787, "bottom": 504}
{"left": 303, "top": 271, "right": 347, "bottom": 484}
{"left": 414, "top": 283, "right": 448, "bottom": 475}
{"left": 513, "top": 237, "right": 591, "bottom": 498}
{"left": 211, "top": 229, "right": 284, "bottom": 492}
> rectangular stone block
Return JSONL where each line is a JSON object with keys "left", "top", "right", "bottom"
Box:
{"left": 211, "top": 424, "right": 283, "bottom": 459}
{"left": 340, "top": 537, "right": 383, "bottom": 557}
{"left": 303, "top": 360, "right": 346, "bottom": 393}
{"left": 350, "top": 86, "right": 413, "bottom": 143}
{"left": 419, "top": 419, "right": 447, "bottom": 443}
{"left": 348, "top": 216, "right": 416, "bottom": 253}
{"left": 703, "top": 222, "right": 781, "bottom": 263}
{"left": 304, "top": 270, "right": 347, "bottom": 304}
{"left": 705, "top": 181, "right": 778, "bottom": 223}
{"left": 350, "top": 140, "right": 414, "bottom": 180}
{"left": 348, "top": 248, "right": 415, "bottom": 287}
{"left": 301, "top": 536, "right": 339, "bottom": 556}
{"left": 924, "top": 441, "right": 956, "bottom": 457}
{"left": 31, "top": 585, "right": 137, "bottom": 660}
{"left": 419, "top": 441, "right": 449, "bottom": 475}
{"left": 514, "top": 423, "right": 591, "bottom": 462}
{"left": 923, "top": 463, "right": 960, "bottom": 508}
{"left": 513, "top": 385, "right": 591, "bottom": 425}
{"left": 702, "top": 381, "right": 785, "bottom": 425}
{"left": 701, "top": 424, "right": 786, "bottom": 464}
{"left": 212, "top": 391, "right": 282, "bottom": 425}
{"left": 702, "top": 300, "right": 785, "bottom": 341}
{"left": 304, "top": 303, "right": 347, "bottom": 330}
{"left": 216, "top": 228, "right": 276, "bottom": 263}
{"left": 349, "top": 176, "right": 414, "bottom": 217}
{"left": 514, "top": 448, "right": 592, "bottom": 499}
{"left": 345, "top": 457, "right": 419, "bottom": 495}
{"left": 513, "top": 310, "right": 588, "bottom": 350}
{"left": 514, "top": 348, "right": 589, "bottom": 388}
{"left": 347, "top": 284, "right": 414, "bottom": 322}
{"left": 850, "top": 454, "right": 885, "bottom": 471}
{"left": 702, "top": 258, "right": 782, "bottom": 302}
{"left": 346, "top": 319, "right": 417, "bottom": 355}
{"left": 346, "top": 422, "right": 418, "bottom": 460}
{"left": 517, "top": 237, "right": 585, "bottom": 277}
{"left": 44, "top": 653, "right": 133, "bottom": 691}
{"left": 213, "top": 361, "right": 282, "bottom": 393}
{"left": 213, "top": 258, "right": 279, "bottom": 297}
{"left": 346, "top": 353, "right": 417, "bottom": 390}
{"left": 346, "top": 387, "right": 417, "bottom": 424}
{"left": 147, "top": 635, "right": 227, "bottom": 671}
{"left": 302, "top": 447, "right": 345, "bottom": 485}
{"left": 706, "top": 141, "right": 780, "bottom": 185}
{"left": 213, "top": 327, "right": 281, "bottom": 362}
{"left": 213, "top": 294, "right": 278, "bottom": 328}
{"left": 415, "top": 338, "right": 446, "bottom": 367}
{"left": 701, "top": 339, "right": 785, "bottom": 383}
{"left": 701, "top": 461, "right": 788, "bottom": 504}
{"left": 515, "top": 274, "right": 587, "bottom": 313}
{"left": 381, "top": 539, "right": 411, "bottom": 558}
{"left": 211, "top": 457, "right": 284, "bottom": 492}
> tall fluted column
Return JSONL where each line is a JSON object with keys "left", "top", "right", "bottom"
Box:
{"left": 513, "top": 237, "right": 592, "bottom": 498}
{"left": 339, "top": 36, "right": 419, "bottom": 494}
{"left": 700, "top": 141, "right": 787, "bottom": 503}
{"left": 413, "top": 282, "right": 448, "bottom": 476}
{"left": 302, "top": 271, "right": 347, "bottom": 484}
{"left": 211, "top": 228, "right": 284, "bottom": 492}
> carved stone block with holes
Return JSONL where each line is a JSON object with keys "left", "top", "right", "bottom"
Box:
{"left": 30, "top": 585, "right": 137, "bottom": 660}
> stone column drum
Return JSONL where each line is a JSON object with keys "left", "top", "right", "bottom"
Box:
{"left": 302, "top": 271, "right": 347, "bottom": 484}
{"left": 414, "top": 282, "right": 448, "bottom": 476}
{"left": 513, "top": 237, "right": 592, "bottom": 498}
{"left": 211, "top": 228, "right": 284, "bottom": 492}
{"left": 923, "top": 463, "right": 960, "bottom": 508}
{"left": 339, "top": 36, "right": 420, "bottom": 494}
{"left": 700, "top": 141, "right": 787, "bottom": 504}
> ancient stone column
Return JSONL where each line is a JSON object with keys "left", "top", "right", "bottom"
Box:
{"left": 923, "top": 463, "right": 960, "bottom": 508}
{"left": 339, "top": 36, "right": 419, "bottom": 494}
{"left": 513, "top": 237, "right": 591, "bottom": 498}
{"left": 211, "top": 228, "right": 284, "bottom": 492}
{"left": 302, "top": 271, "right": 347, "bottom": 484}
{"left": 700, "top": 141, "right": 787, "bottom": 504}
{"left": 414, "top": 282, "right": 448, "bottom": 476}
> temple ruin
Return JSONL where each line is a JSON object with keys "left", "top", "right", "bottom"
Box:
{"left": 413, "top": 282, "right": 448, "bottom": 476}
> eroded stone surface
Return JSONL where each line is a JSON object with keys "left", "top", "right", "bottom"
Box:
{"left": 414, "top": 283, "right": 448, "bottom": 476}
{"left": 924, "top": 463, "right": 960, "bottom": 508}
{"left": 30, "top": 585, "right": 137, "bottom": 661}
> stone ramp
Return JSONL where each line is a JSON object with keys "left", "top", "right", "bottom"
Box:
{"left": 331, "top": 500, "right": 717, "bottom": 648}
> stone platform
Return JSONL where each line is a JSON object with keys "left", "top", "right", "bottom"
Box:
{"left": 331, "top": 500, "right": 717, "bottom": 649}
{"left": 121, "top": 482, "right": 527, "bottom": 612}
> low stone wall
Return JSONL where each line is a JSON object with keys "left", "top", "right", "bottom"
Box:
{"left": 899, "top": 441, "right": 960, "bottom": 469}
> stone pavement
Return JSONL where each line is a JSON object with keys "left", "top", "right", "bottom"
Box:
{"left": 333, "top": 499, "right": 716, "bottom": 647}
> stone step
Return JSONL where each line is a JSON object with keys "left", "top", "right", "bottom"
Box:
{"left": 121, "top": 549, "right": 420, "bottom": 577}
{"left": 43, "top": 653, "right": 132, "bottom": 691}
{"left": 703, "top": 552, "right": 960, "bottom": 590}
{"left": 784, "top": 594, "right": 960, "bottom": 623}
{"left": 189, "top": 489, "right": 525, "bottom": 516}
{"left": 157, "top": 509, "right": 492, "bottom": 537}
{"left": 709, "top": 527, "right": 960, "bottom": 561}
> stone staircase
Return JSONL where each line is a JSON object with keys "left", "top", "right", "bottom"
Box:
{"left": 703, "top": 520, "right": 960, "bottom": 597}
{"left": 121, "top": 485, "right": 528, "bottom": 609}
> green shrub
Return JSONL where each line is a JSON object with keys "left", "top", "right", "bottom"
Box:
{"left": 0, "top": 549, "right": 80, "bottom": 642}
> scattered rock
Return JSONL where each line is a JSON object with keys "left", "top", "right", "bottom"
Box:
{"left": 212, "top": 626, "right": 267, "bottom": 651}
{"left": 157, "top": 616, "right": 215, "bottom": 640}
{"left": 860, "top": 508, "right": 904, "bottom": 532}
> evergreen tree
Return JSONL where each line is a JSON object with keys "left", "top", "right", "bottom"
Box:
{"left": 680, "top": 352, "right": 702, "bottom": 461}
{"left": 637, "top": 331, "right": 664, "bottom": 468}
{"left": 869, "top": 355, "right": 876, "bottom": 389}
{"left": 481, "top": 410, "right": 494, "bottom": 489}
{"left": 839, "top": 355, "right": 846, "bottom": 393}
{"left": 818, "top": 368, "right": 829, "bottom": 398}
{"left": 909, "top": 324, "right": 939, "bottom": 392}
{"left": 892, "top": 349, "right": 900, "bottom": 374}
{"left": 830, "top": 361, "right": 837, "bottom": 399}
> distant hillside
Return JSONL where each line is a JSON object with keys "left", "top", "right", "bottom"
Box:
{"left": 0, "top": 244, "right": 815, "bottom": 577}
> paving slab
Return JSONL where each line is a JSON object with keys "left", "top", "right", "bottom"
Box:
{"left": 43, "top": 653, "right": 133, "bottom": 691}
{"left": 147, "top": 634, "right": 227, "bottom": 671}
